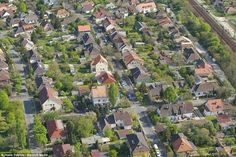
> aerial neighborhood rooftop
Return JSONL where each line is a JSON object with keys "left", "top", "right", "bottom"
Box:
{"left": 0, "top": 0, "right": 236, "bottom": 157}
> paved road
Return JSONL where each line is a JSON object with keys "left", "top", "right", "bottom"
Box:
{"left": 10, "top": 49, "right": 42, "bottom": 154}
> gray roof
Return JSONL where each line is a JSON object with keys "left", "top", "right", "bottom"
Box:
{"left": 126, "top": 133, "right": 149, "bottom": 153}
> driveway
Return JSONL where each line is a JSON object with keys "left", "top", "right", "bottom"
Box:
{"left": 10, "top": 49, "right": 42, "bottom": 154}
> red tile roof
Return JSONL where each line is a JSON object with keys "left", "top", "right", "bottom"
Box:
{"left": 46, "top": 120, "right": 65, "bottom": 139}
{"left": 123, "top": 51, "right": 143, "bottom": 66}
{"left": 172, "top": 134, "right": 194, "bottom": 153}
{"left": 39, "top": 86, "right": 62, "bottom": 105}
{"left": 207, "top": 99, "right": 224, "bottom": 113}
{"left": 78, "top": 25, "right": 91, "bottom": 32}
{"left": 91, "top": 54, "right": 107, "bottom": 65}
{"left": 97, "top": 71, "right": 116, "bottom": 85}
{"left": 217, "top": 114, "right": 231, "bottom": 124}
{"left": 91, "top": 150, "right": 102, "bottom": 157}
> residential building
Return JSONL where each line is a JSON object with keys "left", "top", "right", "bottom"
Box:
{"left": 157, "top": 102, "right": 194, "bottom": 121}
{"left": 0, "top": 69, "right": 10, "bottom": 87}
{"left": 195, "top": 60, "right": 213, "bottom": 77}
{"left": 123, "top": 51, "right": 144, "bottom": 70}
{"left": 91, "top": 85, "right": 109, "bottom": 105}
{"left": 90, "top": 54, "right": 108, "bottom": 73}
{"left": 41, "top": 21, "right": 54, "bottom": 32}
{"left": 136, "top": 2, "right": 157, "bottom": 13}
{"left": 130, "top": 67, "right": 151, "bottom": 84}
{"left": 183, "top": 48, "right": 200, "bottom": 64}
{"left": 0, "top": 60, "right": 8, "bottom": 71}
{"left": 92, "top": 10, "right": 106, "bottom": 23}
{"left": 39, "top": 86, "right": 62, "bottom": 112}
{"left": 52, "top": 144, "right": 74, "bottom": 157}
{"left": 126, "top": 133, "right": 150, "bottom": 157}
{"left": 82, "top": 1, "right": 94, "bottom": 13}
{"left": 159, "top": 16, "right": 173, "bottom": 28}
{"left": 146, "top": 82, "right": 166, "bottom": 103}
{"left": 175, "top": 36, "right": 194, "bottom": 50}
{"left": 171, "top": 133, "right": 196, "bottom": 155}
{"left": 204, "top": 99, "right": 224, "bottom": 116}
{"left": 96, "top": 71, "right": 116, "bottom": 85}
{"left": 217, "top": 114, "right": 236, "bottom": 130}
{"left": 77, "top": 25, "right": 91, "bottom": 33}
{"left": 56, "top": 9, "right": 69, "bottom": 18}
{"left": 91, "top": 149, "right": 107, "bottom": 157}
{"left": 46, "top": 120, "right": 66, "bottom": 143}
{"left": 32, "top": 61, "right": 44, "bottom": 76}
{"left": 102, "top": 18, "right": 115, "bottom": 32}
{"left": 35, "top": 76, "right": 53, "bottom": 91}
{"left": 81, "top": 135, "right": 110, "bottom": 146}
{"left": 192, "top": 81, "right": 218, "bottom": 97}
{"left": 113, "top": 110, "right": 132, "bottom": 129}
{"left": 28, "top": 49, "right": 41, "bottom": 64}
{"left": 22, "top": 38, "right": 34, "bottom": 51}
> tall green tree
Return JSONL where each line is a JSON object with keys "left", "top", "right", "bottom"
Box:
{"left": 109, "top": 83, "right": 119, "bottom": 106}
{"left": 33, "top": 115, "right": 48, "bottom": 146}
{"left": 63, "top": 98, "right": 74, "bottom": 113}
{"left": 18, "top": 1, "right": 27, "bottom": 13}
{"left": 109, "top": 149, "right": 118, "bottom": 157}
{"left": 0, "top": 90, "right": 9, "bottom": 110}
{"left": 163, "top": 87, "right": 177, "bottom": 103}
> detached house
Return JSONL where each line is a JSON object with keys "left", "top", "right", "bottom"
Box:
{"left": 157, "top": 102, "right": 194, "bottom": 121}
{"left": 22, "top": 38, "right": 34, "bottom": 51}
{"left": 35, "top": 76, "right": 53, "bottom": 91}
{"left": 136, "top": 2, "right": 157, "bottom": 14}
{"left": 56, "top": 9, "right": 69, "bottom": 18}
{"left": 32, "top": 61, "right": 44, "bottom": 76}
{"left": 52, "top": 144, "right": 74, "bottom": 157}
{"left": 92, "top": 9, "right": 106, "bottom": 23}
{"left": 192, "top": 81, "right": 218, "bottom": 97}
{"left": 113, "top": 110, "right": 132, "bottom": 129}
{"left": 90, "top": 54, "right": 108, "bottom": 73}
{"left": 77, "top": 25, "right": 91, "bottom": 34}
{"left": 123, "top": 51, "right": 144, "bottom": 70}
{"left": 183, "top": 48, "right": 200, "bottom": 64}
{"left": 217, "top": 114, "right": 236, "bottom": 130}
{"left": 175, "top": 36, "right": 194, "bottom": 50}
{"left": 28, "top": 49, "right": 41, "bottom": 63}
{"left": 0, "top": 60, "right": 8, "bottom": 71}
{"left": 82, "top": 1, "right": 94, "bottom": 13}
{"left": 159, "top": 16, "right": 173, "bottom": 29}
{"left": 194, "top": 59, "right": 213, "bottom": 77}
{"left": 131, "top": 67, "right": 150, "bottom": 84}
{"left": 126, "top": 133, "right": 150, "bottom": 157}
{"left": 91, "top": 85, "right": 109, "bottom": 105}
{"left": 102, "top": 18, "right": 115, "bottom": 32}
{"left": 41, "top": 21, "right": 54, "bottom": 32}
{"left": 96, "top": 71, "right": 116, "bottom": 85}
{"left": 171, "top": 133, "right": 196, "bottom": 155}
{"left": 204, "top": 99, "right": 224, "bottom": 116}
{"left": 46, "top": 120, "right": 66, "bottom": 143}
{"left": 39, "top": 86, "right": 62, "bottom": 112}
{"left": 0, "top": 69, "right": 10, "bottom": 87}
{"left": 14, "top": 23, "right": 34, "bottom": 37}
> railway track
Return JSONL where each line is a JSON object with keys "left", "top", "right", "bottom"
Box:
{"left": 189, "top": 0, "right": 236, "bottom": 52}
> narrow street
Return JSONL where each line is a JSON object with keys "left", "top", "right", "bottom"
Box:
{"left": 10, "top": 49, "right": 42, "bottom": 154}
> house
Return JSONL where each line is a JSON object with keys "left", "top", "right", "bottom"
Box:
{"left": 0, "top": 60, "right": 8, "bottom": 71}
{"left": 91, "top": 85, "right": 109, "bottom": 105}
{"left": 116, "top": 129, "right": 132, "bottom": 139}
{"left": 130, "top": 67, "right": 150, "bottom": 84}
{"left": 81, "top": 135, "right": 110, "bottom": 146}
{"left": 22, "top": 38, "right": 34, "bottom": 51}
{"left": 44, "top": 0, "right": 59, "bottom": 6}
{"left": 155, "top": 123, "right": 167, "bottom": 134}
{"left": 96, "top": 71, "right": 116, "bottom": 85}
{"left": 91, "top": 149, "right": 107, "bottom": 157}
{"left": 35, "top": 76, "right": 53, "bottom": 91}
{"left": 32, "top": 61, "right": 44, "bottom": 76}
{"left": 56, "top": 9, "right": 69, "bottom": 18}
{"left": 39, "top": 86, "right": 62, "bottom": 112}
{"left": 102, "top": 18, "right": 115, "bottom": 32}
{"left": 126, "top": 133, "right": 150, "bottom": 157}
{"left": 7, "top": 17, "right": 20, "bottom": 28}
{"left": 0, "top": 69, "right": 10, "bottom": 87}
{"left": 90, "top": 54, "right": 108, "bottom": 73}
{"left": 136, "top": 2, "right": 157, "bottom": 14}
{"left": 0, "top": 48, "right": 5, "bottom": 61}
{"left": 28, "top": 49, "right": 41, "bottom": 63}
{"left": 113, "top": 110, "right": 132, "bottom": 129}
{"left": 225, "top": 6, "right": 236, "bottom": 14}
{"left": 81, "top": 32, "right": 95, "bottom": 49}
{"left": 77, "top": 25, "right": 91, "bottom": 33}
{"left": 157, "top": 102, "right": 194, "bottom": 121}
{"left": 0, "top": 9, "right": 14, "bottom": 18}
{"left": 146, "top": 82, "right": 166, "bottom": 103}
{"left": 134, "top": 21, "right": 145, "bottom": 32}
{"left": 204, "top": 99, "right": 224, "bottom": 116}
{"left": 98, "top": 114, "right": 116, "bottom": 132}
{"left": 82, "top": 1, "right": 94, "bottom": 13}
{"left": 113, "top": 35, "right": 131, "bottom": 52}
{"left": 217, "top": 114, "right": 236, "bottom": 130}
{"left": 159, "top": 16, "right": 173, "bottom": 28}
{"left": 192, "top": 81, "right": 218, "bottom": 97}
{"left": 183, "top": 48, "right": 200, "bottom": 64}
{"left": 171, "top": 133, "right": 196, "bottom": 154}
{"left": 41, "top": 21, "right": 54, "bottom": 32}
{"left": 46, "top": 120, "right": 66, "bottom": 143}
{"left": 194, "top": 60, "right": 213, "bottom": 77}
{"left": 175, "top": 36, "right": 194, "bottom": 50}
{"left": 0, "top": 3, "right": 16, "bottom": 18}
{"left": 52, "top": 144, "right": 74, "bottom": 157}
{"left": 123, "top": 51, "right": 144, "bottom": 70}
{"left": 92, "top": 9, "right": 106, "bottom": 23}
{"left": 14, "top": 24, "right": 34, "bottom": 37}
{"left": 24, "top": 13, "right": 38, "bottom": 24}
{"left": 115, "top": 8, "right": 129, "bottom": 19}
{"left": 78, "top": 85, "right": 91, "bottom": 97}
